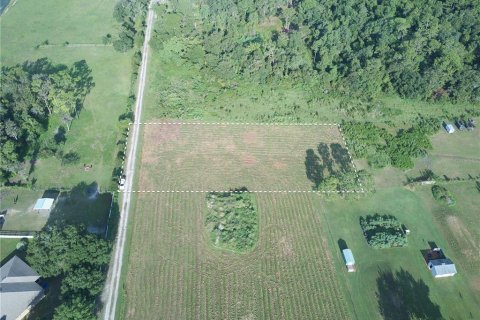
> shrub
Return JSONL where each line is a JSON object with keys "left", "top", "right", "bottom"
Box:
{"left": 360, "top": 214, "right": 407, "bottom": 248}
{"left": 62, "top": 151, "right": 80, "bottom": 165}
{"left": 205, "top": 189, "right": 258, "bottom": 252}
{"left": 431, "top": 185, "right": 456, "bottom": 206}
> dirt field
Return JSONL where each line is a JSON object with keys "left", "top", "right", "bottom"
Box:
{"left": 137, "top": 123, "right": 351, "bottom": 191}
{"left": 124, "top": 192, "right": 350, "bottom": 320}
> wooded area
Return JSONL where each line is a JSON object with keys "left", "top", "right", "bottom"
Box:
{"left": 0, "top": 58, "right": 94, "bottom": 184}
{"left": 154, "top": 0, "right": 479, "bottom": 102}
{"left": 27, "top": 225, "right": 111, "bottom": 320}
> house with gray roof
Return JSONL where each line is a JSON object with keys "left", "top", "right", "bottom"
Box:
{"left": 428, "top": 258, "right": 457, "bottom": 278}
{"left": 1, "top": 256, "right": 44, "bottom": 320}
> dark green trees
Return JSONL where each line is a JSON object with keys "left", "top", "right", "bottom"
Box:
{"left": 152, "top": 0, "right": 479, "bottom": 101}
{"left": 360, "top": 214, "right": 407, "bottom": 248}
{"left": 113, "top": 0, "right": 148, "bottom": 52}
{"left": 0, "top": 58, "right": 93, "bottom": 183}
{"left": 27, "top": 225, "right": 111, "bottom": 319}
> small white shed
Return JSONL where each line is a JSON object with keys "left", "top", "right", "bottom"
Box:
{"left": 342, "top": 249, "right": 356, "bottom": 272}
{"left": 33, "top": 198, "right": 54, "bottom": 211}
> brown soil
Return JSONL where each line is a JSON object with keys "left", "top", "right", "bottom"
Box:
{"left": 242, "top": 154, "right": 258, "bottom": 167}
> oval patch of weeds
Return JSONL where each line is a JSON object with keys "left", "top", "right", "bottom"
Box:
{"left": 205, "top": 188, "right": 258, "bottom": 252}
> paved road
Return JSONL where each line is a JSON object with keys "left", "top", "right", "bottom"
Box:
{"left": 102, "top": 3, "right": 155, "bottom": 320}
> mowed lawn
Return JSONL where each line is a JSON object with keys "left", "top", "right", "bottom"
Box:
{"left": 413, "top": 126, "right": 480, "bottom": 179}
{"left": 321, "top": 187, "right": 480, "bottom": 319}
{"left": 1, "top": 0, "right": 132, "bottom": 190}
{"left": 123, "top": 192, "right": 350, "bottom": 320}
{"left": 137, "top": 122, "right": 356, "bottom": 191}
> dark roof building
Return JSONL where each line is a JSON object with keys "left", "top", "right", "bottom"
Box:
{"left": 1, "top": 256, "right": 44, "bottom": 320}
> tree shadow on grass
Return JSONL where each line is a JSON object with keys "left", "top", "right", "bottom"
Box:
{"left": 376, "top": 268, "right": 442, "bottom": 320}
{"left": 330, "top": 143, "right": 351, "bottom": 173}
{"left": 305, "top": 143, "right": 354, "bottom": 189}
{"left": 305, "top": 149, "right": 323, "bottom": 188}
{"left": 318, "top": 143, "right": 334, "bottom": 175}
{"left": 46, "top": 182, "right": 111, "bottom": 234}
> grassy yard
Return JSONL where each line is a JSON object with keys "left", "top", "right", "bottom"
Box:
{"left": 411, "top": 126, "right": 480, "bottom": 179}
{"left": 1, "top": 0, "right": 132, "bottom": 190}
{"left": 0, "top": 238, "right": 21, "bottom": 262}
{"left": 0, "top": 186, "right": 112, "bottom": 232}
{"left": 319, "top": 188, "right": 479, "bottom": 319}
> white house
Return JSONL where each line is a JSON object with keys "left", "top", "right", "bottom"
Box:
{"left": 428, "top": 258, "right": 457, "bottom": 278}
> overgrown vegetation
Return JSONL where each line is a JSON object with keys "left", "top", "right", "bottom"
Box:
{"left": 0, "top": 58, "right": 94, "bottom": 184}
{"left": 27, "top": 225, "right": 111, "bottom": 320}
{"left": 342, "top": 117, "right": 442, "bottom": 169}
{"left": 205, "top": 189, "right": 258, "bottom": 252}
{"left": 431, "top": 185, "right": 456, "bottom": 206}
{"left": 112, "top": 0, "right": 149, "bottom": 52}
{"left": 360, "top": 214, "right": 407, "bottom": 248}
{"left": 151, "top": 0, "right": 479, "bottom": 105}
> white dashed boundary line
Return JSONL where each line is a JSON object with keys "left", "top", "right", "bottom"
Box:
{"left": 119, "top": 190, "right": 364, "bottom": 193}
{"left": 119, "top": 122, "right": 365, "bottom": 194}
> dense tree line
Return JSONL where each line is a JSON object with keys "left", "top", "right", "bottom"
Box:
{"left": 0, "top": 58, "right": 93, "bottom": 184}
{"left": 112, "top": 0, "right": 149, "bottom": 52}
{"left": 153, "top": 0, "right": 479, "bottom": 102}
{"left": 342, "top": 117, "right": 439, "bottom": 169}
{"left": 27, "top": 225, "right": 111, "bottom": 320}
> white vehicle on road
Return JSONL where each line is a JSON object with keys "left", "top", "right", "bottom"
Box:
{"left": 118, "top": 176, "right": 126, "bottom": 191}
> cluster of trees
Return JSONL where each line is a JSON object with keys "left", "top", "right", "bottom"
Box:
{"left": 153, "top": 0, "right": 479, "bottom": 102}
{"left": 27, "top": 225, "right": 111, "bottom": 320}
{"left": 342, "top": 117, "right": 439, "bottom": 169}
{"left": 431, "top": 185, "right": 456, "bottom": 206}
{"left": 317, "top": 170, "right": 370, "bottom": 195}
{"left": 0, "top": 58, "right": 94, "bottom": 184}
{"left": 112, "top": 0, "right": 149, "bottom": 52}
{"left": 304, "top": 143, "right": 369, "bottom": 194}
{"left": 360, "top": 214, "right": 407, "bottom": 248}
{"left": 205, "top": 189, "right": 258, "bottom": 252}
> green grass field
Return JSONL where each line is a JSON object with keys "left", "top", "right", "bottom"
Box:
{"left": 124, "top": 192, "right": 350, "bottom": 320}
{"left": 1, "top": 0, "right": 132, "bottom": 190}
{"left": 137, "top": 123, "right": 352, "bottom": 191}
{"left": 320, "top": 188, "right": 479, "bottom": 319}
{"left": 121, "top": 124, "right": 354, "bottom": 319}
